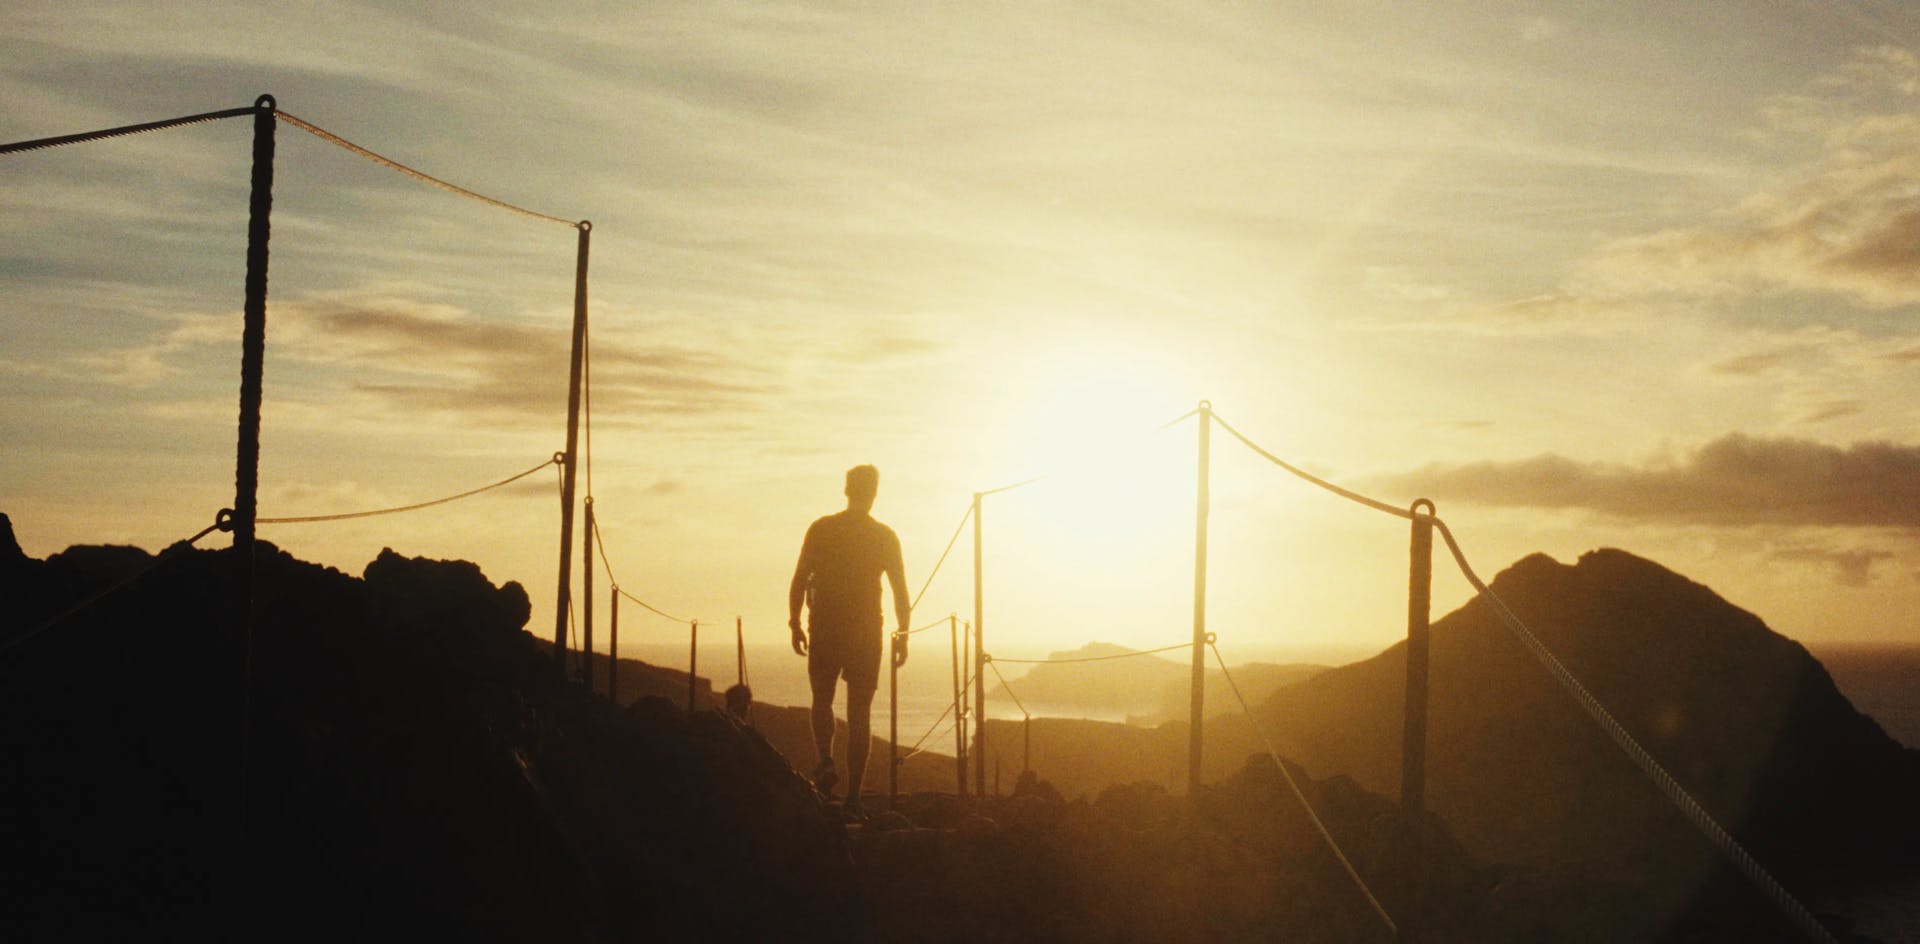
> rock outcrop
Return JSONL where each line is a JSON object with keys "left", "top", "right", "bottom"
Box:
{"left": 0, "top": 536, "right": 849, "bottom": 942}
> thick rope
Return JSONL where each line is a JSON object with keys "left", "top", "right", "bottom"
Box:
{"left": 2, "top": 517, "right": 224, "bottom": 658}
{"left": 0, "top": 106, "right": 259, "bottom": 154}
{"left": 1210, "top": 642, "right": 1399, "bottom": 937}
{"left": 903, "top": 669, "right": 976, "bottom": 757}
{"left": 985, "top": 659, "right": 1031, "bottom": 718}
{"left": 272, "top": 111, "right": 580, "bottom": 228}
{"left": 901, "top": 715, "right": 960, "bottom": 761}
{"left": 596, "top": 519, "right": 702, "bottom": 625}
{"left": 1429, "top": 519, "right": 1839, "bottom": 944}
{"left": 1211, "top": 413, "right": 1413, "bottom": 520}
{"left": 902, "top": 615, "right": 955, "bottom": 636}
{"left": 986, "top": 641, "right": 1192, "bottom": 665}
{"left": 256, "top": 456, "right": 559, "bottom": 524}
{"left": 909, "top": 503, "right": 972, "bottom": 611}
{"left": 589, "top": 517, "right": 699, "bottom": 626}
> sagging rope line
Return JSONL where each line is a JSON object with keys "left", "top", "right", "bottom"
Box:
{"left": 978, "top": 474, "right": 1045, "bottom": 498}
{"left": 0, "top": 105, "right": 259, "bottom": 154}
{"left": 903, "top": 668, "right": 977, "bottom": 757}
{"left": 590, "top": 515, "right": 700, "bottom": 626}
{"left": 909, "top": 503, "right": 972, "bottom": 611}
{"left": 256, "top": 455, "right": 559, "bottom": 524}
{"left": 984, "top": 659, "right": 1030, "bottom": 718}
{"left": 985, "top": 641, "right": 1192, "bottom": 665}
{"left": 902, "top": 615, "right": 954, "bottom": 636}
{"left": 272, "top": 111, "right": 581, "bottom": 229}
{"left": 1429, "top": 519, "right": 1840, "bottom": 944}
{"left": 2, "top": 516, "right": 224, "bottom": 658}
{"left": 1210, "top": 641, "right": 1399, "bottom": 937}
{"left": 902, "top": 716, "right": 959, "bottom": 762}
{"left": 1210, "top": 412, "right": 1413, "bottom": 521}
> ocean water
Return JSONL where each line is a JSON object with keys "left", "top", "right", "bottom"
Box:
{"left": 1810, "top": 643, "right": 1920, "bottom": 750}
{"left": 622, "top": 641, "right": 1017, "bottom": 745}
{"left": 620, "top": 640, "right": 1920, "bottom": 753}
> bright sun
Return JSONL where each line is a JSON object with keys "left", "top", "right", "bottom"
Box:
{"left": 982, "top": 357, "right": 1203, "bottom": 650}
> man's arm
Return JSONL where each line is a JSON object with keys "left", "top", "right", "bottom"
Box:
{"left": 886, "top": 530, "right": 910, "bottom": 667}
{"left": 788, "top": 524, "right": 815, "bottom": 656}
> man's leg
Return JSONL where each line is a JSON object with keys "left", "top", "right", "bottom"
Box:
{"left": 843, "top": 681, "right": 877, "bottom": 803}
{"left": 807, "top": 655, "right": 840, "bottom": 795}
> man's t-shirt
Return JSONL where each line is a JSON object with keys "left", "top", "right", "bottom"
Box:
{"left": 796, "top": 510, "right": 903, "bottom": 642}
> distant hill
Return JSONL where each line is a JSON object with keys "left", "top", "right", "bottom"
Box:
{"left": 1215, "top": 549, "right": 1920, "bottom": 933}
{"left": 987, "top": 641, "right": 1325, "bottom": 725}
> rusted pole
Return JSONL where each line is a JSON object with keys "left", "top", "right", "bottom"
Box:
{"left": 1189, "top": 400, "right": 1211, "bottom": 796}
{"left": 688, "top": 619, "right": 699, "bottom": 713}
{"left": 552, "top": 221, "right": 591, "bottom": 660}
{"left": 608, "top": 590, "right": 619, "bottom": 703}
{"left": 1401, "top": 499, "right": 1435, "bottom": 944}
{"left": 951, "top": 615, "right": 966, "bottom": 799}
{"left": 972, "top": 492, "right": 985, "bottom": 799}
{"left": 582, "top": 499, "right": 594, "bottom": 684}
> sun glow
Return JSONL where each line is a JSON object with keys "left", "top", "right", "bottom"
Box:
{"left": 980, "top": 358, "right": 1204, "bottom": 651}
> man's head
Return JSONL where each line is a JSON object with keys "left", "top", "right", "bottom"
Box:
{"left": 844, "top": 464, "right": 879, "bottom": 513}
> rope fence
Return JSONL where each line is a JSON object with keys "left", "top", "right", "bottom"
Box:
{"left": 901, "top": 669, "right": 976, "bottom": 759}
{"left": 983, "top": 659, "right": 1029, "bottom": 718}
{"left": 256, "top": 455, "right": 560, "bottom": 524}
{"left": 591, "top": 515, "right": 699, "bottom": 626}
{"left": 909, "top": 503, "right": 972, "bottom": 611}
{"left": 273, "top": 111, "right": 581, "bottom": 229}
{"left": 0, "top": 106, "right": 259, "bottom": 154}
{"left": 1210, "top": 640, "right": 1398, "bottom": 937}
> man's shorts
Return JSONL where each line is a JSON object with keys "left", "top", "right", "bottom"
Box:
{"left": 807, "top": 621, "right": 882, "bottom": 695}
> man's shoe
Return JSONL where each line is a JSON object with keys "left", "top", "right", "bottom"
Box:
{"left": 811, "top": 758, "right": 838, "bottom": 799}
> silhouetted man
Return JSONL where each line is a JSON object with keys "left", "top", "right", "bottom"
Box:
{"left": 789, "top": 464, "right": 909, "bottom": 821}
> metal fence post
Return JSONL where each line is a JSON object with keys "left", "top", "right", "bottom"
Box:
{"left": 1401, "top": 499, "right": 1435, "bottom": 943}
{"left": 582, "top": 498, "right": 594, "bottom": 683}
{"left": 608, "top": 590, "right": 619, "bottom": 702}
{"left": 1189, "top": 400, "right": 1212, "bottom": 796}
{"left": 553, "top": 221, "right": 591, "bottom": 659}
{"left": 972, "top": 492, "right": 985, "bottom": 799}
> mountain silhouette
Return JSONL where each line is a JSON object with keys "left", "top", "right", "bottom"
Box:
{"left": 1216, "top": 548, "right": 1920, "bottom": 934}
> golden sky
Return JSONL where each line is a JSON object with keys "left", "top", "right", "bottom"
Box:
{"left": 5, "top": 2, "right": 1919, "bottom": 659}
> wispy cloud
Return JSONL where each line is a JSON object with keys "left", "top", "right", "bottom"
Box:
{"left": 1768, "top": 544, "right": 1896, "bottom": 587}
{"left": 276, "top": 295, "right": 778, "bottom": 424}
{"left": 1590, "top": 46, "right": 1920, "bottom": 310}
{"left": 1378, "top": 433, "right": 1920, "bottom": 529}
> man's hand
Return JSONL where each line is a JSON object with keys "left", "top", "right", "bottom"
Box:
{"left": 790, "top": 618, "right": 807, "bottom": 656}
{"left": 892, "top": 628, "right": 909, "bottom": 669}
